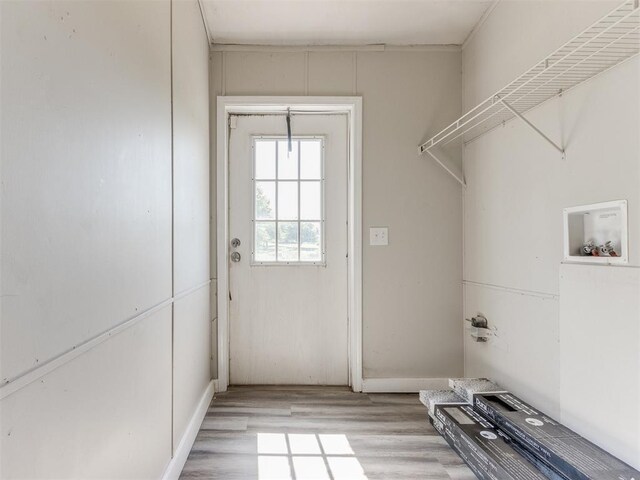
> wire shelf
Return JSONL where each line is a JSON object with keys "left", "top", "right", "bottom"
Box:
{"left": 419, "top": 0, "right": 640, "bottom": 156}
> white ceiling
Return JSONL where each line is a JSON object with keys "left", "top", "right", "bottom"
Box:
{"left": 201, "top": 0, "right": 495, "bottom": 46}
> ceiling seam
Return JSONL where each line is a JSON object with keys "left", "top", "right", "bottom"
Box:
{"left": 197, "top": 0, "right": 214, "bottom": 44}
{"left": 461, "top": 0, "right": 501, "bottom": 50}
{"left": 209, "top": 44, "right": 462, "bottom": 53}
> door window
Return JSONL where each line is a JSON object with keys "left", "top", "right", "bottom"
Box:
{"left": 252, "top": 137, "right": 324, "bottom": 265}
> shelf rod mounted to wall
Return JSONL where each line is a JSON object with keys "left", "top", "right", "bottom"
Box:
{"left": 418, "top": 0, "right": 640, "bottom": 181}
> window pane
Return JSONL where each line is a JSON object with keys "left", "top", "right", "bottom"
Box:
{"left": 300, "top": 222, "right": 321, "bottom": 261}
{"left": 277, "top": 182, "right": 298, "bottom": 220}
{"left": 278, "top": 222, "right": 298, "bottom": 261}
{"left": 255, "top": 182, "right": 276, "bottom": 220}
{"left": 255, "top": 140, "right": 276, "bottom": 179}
{"left": 300, "top": 140, "right": 322, "bottom": 179}
{"left": 255, "top": 222, "right": 276, "bottom": 262}
{"left": 278, "top": 140, "right": 298, "bottom": 179}
{"left": 300, "top": 182, "right": 321, "bottom": 220}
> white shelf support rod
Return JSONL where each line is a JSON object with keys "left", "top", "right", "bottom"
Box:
{"left": 424, "top": 148, "right": 466, "bottom": 187}
{"left": 496, "top": 96, "right": 566, "bottom": 159}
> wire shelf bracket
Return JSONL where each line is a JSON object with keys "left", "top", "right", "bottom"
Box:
{"left": 496, "top": 96, "right": 566, "bottom": 160}
{"left": 425, "top": 148, "right": 466, "bottom": 187}
{"left": 419, "top": 0, "right": 640, "bottom": 183}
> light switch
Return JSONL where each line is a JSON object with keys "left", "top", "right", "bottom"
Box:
{"left": 369, "top": 227, "right": 388, "bottom": 246}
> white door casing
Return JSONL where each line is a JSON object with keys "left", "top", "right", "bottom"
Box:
{"left": 216, "top": 97, "right": 363, "bottom": 392}
{"left": 228, "top": 114, "right": 347, "bottom": 384}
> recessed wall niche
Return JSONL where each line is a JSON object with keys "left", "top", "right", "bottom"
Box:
{"left": 563, "top": 200, "right": 628, "bottom": 264}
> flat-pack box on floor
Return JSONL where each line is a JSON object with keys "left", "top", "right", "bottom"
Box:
{"left": 419, "top": 389, "right": 466, "bottom": 418}
{"left": 429, "top": 411, "right": 446, "bottom": 435}
{"left": 449, "top": 378, "right": 506, "bottom": 404}
{"left": 474, "top": 392, "right": 640, "bottom": 480}
{"left": 434, "top": 404, "right": 555, "bottom": 480}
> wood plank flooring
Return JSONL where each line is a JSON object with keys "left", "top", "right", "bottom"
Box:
{"left": 180, "top": 386, "right": 475, "bottom": 480}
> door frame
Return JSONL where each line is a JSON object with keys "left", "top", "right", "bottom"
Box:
{"left": 216, "top": 96, "right": 363, "bottom": 392}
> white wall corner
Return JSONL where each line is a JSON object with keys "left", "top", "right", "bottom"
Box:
{"left": 461, "top": 0, "right": 501, "bottom": 51}
{"left": 161, "top": 380, "right": 214, "bottom": 480}
{"left": 196, "top": 0, "right": 213, "bottom": 45}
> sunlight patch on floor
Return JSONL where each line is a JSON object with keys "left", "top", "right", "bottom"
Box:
{"left": 257, "top": 433, "right": 368, "bottom": 480}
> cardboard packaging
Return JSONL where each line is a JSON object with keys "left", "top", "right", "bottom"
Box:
{"left": 449, "top": 378, "right": 506, "bottom": 404}
{"left": 474, "top": 392, "right": 640, "bottom": 480}
{"left": 434, "top": 404, "right": 556, "bottom": 480}
{"left": 419, "top": 389, "right": 466, "bottom": 418}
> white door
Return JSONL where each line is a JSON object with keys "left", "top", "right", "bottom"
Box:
{"left": 228, "top": 113, "right": 349, "bottom": 385}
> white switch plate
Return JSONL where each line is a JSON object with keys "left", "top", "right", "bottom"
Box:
{"left": 369, "top": 227, "right": 388, "bottom": 246}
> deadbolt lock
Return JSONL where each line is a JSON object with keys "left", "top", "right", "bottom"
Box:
{"left": 231, "top": 238, "right": 241, "bottom": 248}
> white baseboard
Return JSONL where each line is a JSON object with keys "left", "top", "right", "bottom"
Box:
{"left": 162, "top": 380, "right": 215, "bottom": 480}
{"left": 213, "top": 378, "right": 225, "bottom": 393}
{"left": 361, "top": 377, "right": 449, "bottom": 393}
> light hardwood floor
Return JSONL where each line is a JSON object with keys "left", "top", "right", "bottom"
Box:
{"left": 180, "top": 386, "right": 475, "bottom": 480}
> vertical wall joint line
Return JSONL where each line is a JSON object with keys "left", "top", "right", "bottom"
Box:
{"left": 304, "top": 51, "right": 309, "bottom": 95}
{"left": 221, "top": 51, "right": 226, "bottom": 95}
{"left": 352, "top": 52, "right": 358, "bottom": 95}
{"left": 169, "top": 0, "right": 175, "bottom": 457}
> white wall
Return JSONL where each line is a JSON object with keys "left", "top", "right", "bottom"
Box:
{"left": 0, "top": 0, "right": 210, "bottom": 477}
{"left": 171, "top": 0, "right": 212, "bottom": 455}
{"left": 210, "top": 48, "right": 464, "bottom": 382}
{"left": 559, "top": 264, "right": 640, "bottom": 469}
{"left": 462, "top": 0, "right": 639, "bottom": 468}
{"left": 1, "top": 0, "right": 173, "bottom": 387}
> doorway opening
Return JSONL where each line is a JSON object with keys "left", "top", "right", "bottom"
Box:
{"left": 216, "top": 97, "right": 363, "bottom": 392}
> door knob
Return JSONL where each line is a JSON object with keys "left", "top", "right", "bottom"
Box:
{"left": 231, "top": 251, "right": 241, "bottom": 263}
{"left": 231, "top": 238, "right": 241, "bottom": 248}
